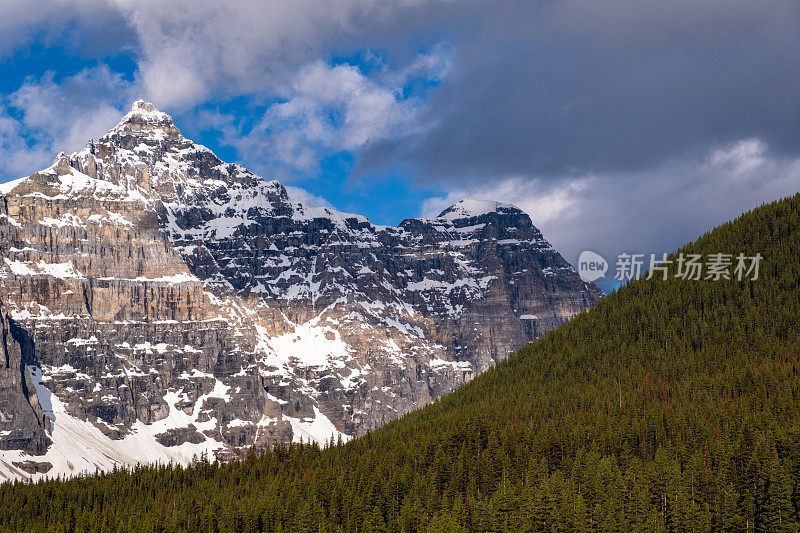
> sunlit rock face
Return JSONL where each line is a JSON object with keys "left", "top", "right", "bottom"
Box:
{"left": 0, "top": 101, "right": 602, "bottom": 481}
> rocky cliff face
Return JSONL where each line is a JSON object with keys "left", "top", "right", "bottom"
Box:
{"left": 0, "top": 101, "right": 602, "bottom": 481}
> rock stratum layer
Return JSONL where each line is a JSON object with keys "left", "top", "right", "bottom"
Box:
{"left": 0, "top": 101, "right": 601, "bottom": 481}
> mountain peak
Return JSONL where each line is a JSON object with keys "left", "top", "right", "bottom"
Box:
{"left": 437, "top": 198, "right": 521, "bottom": 221}
{"left": 126, "top": 99, "right": 171, "bottom": 122}
{"left": 102, "top": 99, "right": 179, "bottom": 143}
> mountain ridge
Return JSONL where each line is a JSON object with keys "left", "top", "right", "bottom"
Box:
{"left": 0, "top": 100, "right": 601, "bottom": 482}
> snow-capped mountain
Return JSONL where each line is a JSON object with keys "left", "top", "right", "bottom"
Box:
{"left": 0, "top": 101, "right": 601, "bottom": 481}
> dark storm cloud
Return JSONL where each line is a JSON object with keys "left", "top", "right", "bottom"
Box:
{"left": 359, "top": 0, "right": 800, "bottom": 187}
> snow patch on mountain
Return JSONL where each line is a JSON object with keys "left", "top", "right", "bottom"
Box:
{"left": 0, "top": 367, "right": 225, "bottom": 483}
{"left": 284, "top": 406, "right": 350, "bottom": 445}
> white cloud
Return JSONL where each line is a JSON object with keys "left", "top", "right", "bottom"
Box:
{"left": 219, "top": 49, "right": 447, "bottom": 180}
{"left": 0, "top": 65, "right": 131, "bottom": 179}
{"left": 269, "top": 61, "right": 421, "bottom": 148}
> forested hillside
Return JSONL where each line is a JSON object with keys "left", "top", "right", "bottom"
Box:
{"left": 3, "top": 193, "right": 800, "bottom": 531}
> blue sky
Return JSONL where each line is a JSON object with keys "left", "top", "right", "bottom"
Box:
{"left": 1, "top": 0, "right": 799, "bottom": 293}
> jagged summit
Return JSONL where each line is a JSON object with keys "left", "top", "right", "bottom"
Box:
{"left": 129, "top": 99, "right": 168, "bottom": 117}
{"left": 101, "top": 99, "right": 181, "bottom": 145}
{"left": 119, "top": 100, "right": 174, "bottom": 126}
{"left": 437, "top": 198, "right": 521, "bottom": 221}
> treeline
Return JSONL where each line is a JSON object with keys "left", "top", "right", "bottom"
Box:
{"left": 2, "top": 194, "right": 800, "bottom": 532}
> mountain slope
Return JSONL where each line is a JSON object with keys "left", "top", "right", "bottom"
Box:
{"left": 3, "top": 191, "right": 798, "bottom": 531}
{"left": 0, "top": 101, "right": 600, "bottom": 481}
